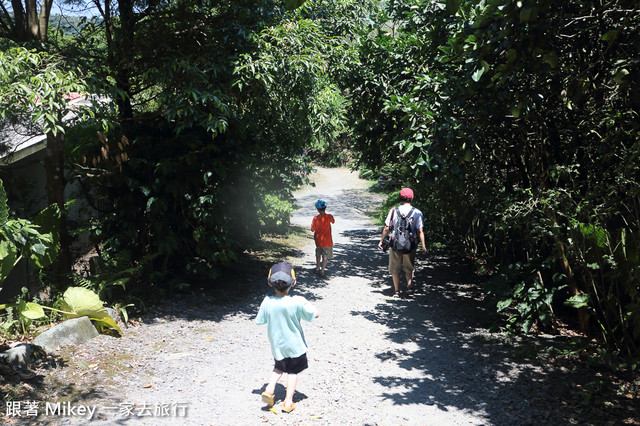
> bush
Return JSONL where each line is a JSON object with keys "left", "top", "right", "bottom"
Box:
{"left": 259, "top": 194, "right": 293, "bottom": 235}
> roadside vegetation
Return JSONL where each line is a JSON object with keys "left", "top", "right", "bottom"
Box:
{"left": 348, "top": 1, "right": 640, "bottom": 363}
{"left": 0, "top": 0, "right": 638, "bottom": 392}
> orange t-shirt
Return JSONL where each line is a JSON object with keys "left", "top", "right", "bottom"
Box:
{"left": 311, "top": 214, "right": 335, "bottom": 248}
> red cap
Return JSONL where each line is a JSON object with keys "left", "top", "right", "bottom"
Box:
{"left": 400, "top": 188, "right": 414, "bottom": 200}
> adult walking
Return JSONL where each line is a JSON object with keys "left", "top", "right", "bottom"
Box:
{"left": 377, "top": 187, "right": 427, "bottom": 297}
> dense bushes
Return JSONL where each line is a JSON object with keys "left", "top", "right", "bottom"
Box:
{"left": 349, "top": 0, "right": 640, "bottom": 356}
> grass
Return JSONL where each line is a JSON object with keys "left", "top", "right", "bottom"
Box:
{"left": 246, "top": 225, "right": 309, "bottom": 266}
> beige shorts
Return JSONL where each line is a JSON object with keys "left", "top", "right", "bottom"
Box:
{"left": 316, "top": 246, "right": 333, "bottom": 259}
{"left": 389, "top": 248, "right": 416, "bottom": 275}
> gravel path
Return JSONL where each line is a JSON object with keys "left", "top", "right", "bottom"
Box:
{"left": 18, "top": 167, "right": 588, "bottom": 425}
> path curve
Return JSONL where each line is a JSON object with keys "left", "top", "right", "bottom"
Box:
{"left": 34, "top": 167, "right": 558, "bottom": 426}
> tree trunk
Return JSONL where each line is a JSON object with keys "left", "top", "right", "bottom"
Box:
{"left": 10, "top": 0, "right": 27, "bottom": 40}
{"left": 25, "top": 0, "right": 39, "bottom": 39}
{"left": 44, "top": 129, "right": 72, "bottom": 287}
{"left": 7, "top": 0, "right": 52, "bottom": 41}
{"left": 38, "top": 0, "right": 54, "bottom": 41}
{"left": 115, "top": 0, "right": 135, "bottom": 119}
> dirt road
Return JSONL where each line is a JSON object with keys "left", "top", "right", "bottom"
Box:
{"left": 15, "top": 167, "right": 605, "bottom": 425}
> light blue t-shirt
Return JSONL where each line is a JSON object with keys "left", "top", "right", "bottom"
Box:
{"left": 255, "top": 295, "right": 317, "bottom": 361}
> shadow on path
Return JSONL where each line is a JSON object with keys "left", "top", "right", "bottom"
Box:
{"left": 123, "top": 171, "right": 636, "bottom": 425}
{"left": 335, "top": 225, "right": 633, "bottom": 424}
{"left": 292, "top": 180, "right": 613, "bottom": 424}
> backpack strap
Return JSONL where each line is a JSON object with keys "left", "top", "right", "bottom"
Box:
{"left": 397, "top": 206, "right": 414, "bottom": 219}
{"left": 387, "top": 207, "right": 394, "bottom": 229}
{"left": 406, "top": 207, "right": 415, "bottom": 220}
{"left": 406, "top": 207, "right": 415, "bottom": 230}
{"left": 391, "top": 207, "right": 402, "bottom": 230}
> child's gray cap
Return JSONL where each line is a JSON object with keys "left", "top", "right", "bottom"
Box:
{"left": 268, "top": 261, "right": 296, "bottom": 285}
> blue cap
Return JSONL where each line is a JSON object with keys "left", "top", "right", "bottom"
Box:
{"left": 315, "top": 199, "right": 327, "bottom": 209}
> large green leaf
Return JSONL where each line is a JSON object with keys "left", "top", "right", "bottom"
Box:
{"left": 60, "top": 287, "right": 122, "bottom": 336}
{"left": 61, "top": 286, "right": 109, "bottom": 320}
{"left": 496, "top": 298, "right": 512, "bottom": 312}
{"left": 21, "top": 302, "right": 46, "bottom": 320}
{"left": 578, "top": 223, "right": 609, "bottom": 249}
{"left": 564, "top": 294, "right": 590, "bottom": 309}
{"left": 91, "top": 316, "right": 122, "bottom": 337}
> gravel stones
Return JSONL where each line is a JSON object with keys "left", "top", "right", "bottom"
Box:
{"left": 18, "top": 168, "right": 634, "bottom": 425}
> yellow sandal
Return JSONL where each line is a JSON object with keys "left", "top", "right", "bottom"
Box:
{"left": 282, "top": 402, "right": 296, "bottom": 413}
{"left": 261, "top": 392, "right": 274, "bottom": 406}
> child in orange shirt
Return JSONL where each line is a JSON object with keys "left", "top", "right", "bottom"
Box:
{"left": 310, "top": 200, "right": 335, "bottom": 278}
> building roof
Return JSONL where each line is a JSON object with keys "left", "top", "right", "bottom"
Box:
{"left": 0, "top": 93, "right": 90, "bottom": 165}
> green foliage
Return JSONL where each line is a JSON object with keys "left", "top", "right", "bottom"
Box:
{"left": 29, "top": 205, "right": 62, "bottom": 269}
{"left": 16, "top": 286, "right": 121, "bottom": 336}
{"left": 0, "top": 288, "right": 37, "bottom": 335}
{"left": 0, "top": 180, "right": 61, "bottom": 293}
{"left": 53, "top": 0, "right": 370, "bottom": 291}
{"left": 375, "top": 188, "right": 401, "bottom": 226}
{"left": 2, "top": 179, "right": 119, "bottom": 339}
{"left": 259, "top": 194, "right": 293, "bottom": 235}
{"left": 0, "top": 47, "right": 93, "bottom": 136}
{"left": 486, "top": 263, "right": 562, "bottom": 334}
{"left": 72, "top": 250, "right": 142, "bottom": 304}
{"left": 348, "top": 0, "right": 640, "bottom": 356}
{"left": 3, "top": 0, "right": 637, "bottom": 360}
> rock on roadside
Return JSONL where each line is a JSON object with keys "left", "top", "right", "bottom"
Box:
{"left": 33, "top": 316, "right": 99, "bottom": 352}
{"left": 0, "top": 343, "right": 45, "bottom": 369}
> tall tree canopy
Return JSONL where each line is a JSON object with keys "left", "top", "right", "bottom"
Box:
{"left": 1, "top": 0, "right": 371, "bottom": 292}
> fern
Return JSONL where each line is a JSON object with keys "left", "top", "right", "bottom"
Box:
{"left": 72, "top": 273, "right": 94, "bottom": 289}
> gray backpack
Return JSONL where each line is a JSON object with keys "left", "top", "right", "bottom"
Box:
{"left": 391, "top": 207, "right": 415, "bottom": 253}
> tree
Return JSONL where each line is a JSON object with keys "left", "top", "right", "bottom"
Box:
{"left": 42, "top": 0, "right": 361, "bottom": 289}
{"left": 0, "top": 47, "right": 95, "bottom": 283}
{"left": 0, "top": 0, "right": 54, "bottom": 41}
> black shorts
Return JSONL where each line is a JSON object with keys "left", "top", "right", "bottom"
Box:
{"left": 274, "top": 353, "right": 308, "bottom": 374}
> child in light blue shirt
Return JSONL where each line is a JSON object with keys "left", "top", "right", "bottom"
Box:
{"left": 256, "top": 261, "right": 318, "bottom": 413}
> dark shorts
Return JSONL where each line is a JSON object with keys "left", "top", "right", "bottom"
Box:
{"left": 274, "top": 353, "right": 308, "bottom": 374}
